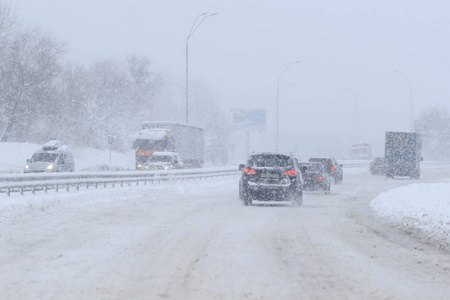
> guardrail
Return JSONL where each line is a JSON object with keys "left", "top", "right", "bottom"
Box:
{"left": 0, "top": 168, "right": 241, "bottom": 197}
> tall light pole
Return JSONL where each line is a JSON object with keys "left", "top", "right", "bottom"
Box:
{"left": 343, "top": 87, "right": 359, "bottom": 142}
{"left": 276, "top": 60, "right": 299, "bottom": 151}
{"left": 394, "top": 69, "right": 413, "bottom": 132}
{"left": 185, "top": 12, "right": 217, "bottom": 124}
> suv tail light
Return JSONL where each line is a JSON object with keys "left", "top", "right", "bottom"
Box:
{"left": 314, "top": 176, "right": 322, "bottom": 181}
{"left": 284, "top": 169, "right": 297, "bottom": 176}
{"left": 243, "top": 168, "right": 256, "bottom": 175}
{"left": 331, "top": 165, "right": 335, "bottom": 171}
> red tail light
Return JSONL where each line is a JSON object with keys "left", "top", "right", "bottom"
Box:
{"left": 331, "top": 165, "right": 335, "bottom": 171}
{"left": 243, "top": 168, "right": 256, "bottom": 175}
{"left": 285, "top": 169, "right": 297, "bottom": 176}
{"left": 370, "top": 163, "right": 373, "bottom": 166}
{"left": 314, "top": 176, "right": 322, "bottom": 181}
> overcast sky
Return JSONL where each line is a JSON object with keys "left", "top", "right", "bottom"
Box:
{"left": 13, "top": 0, "right": 450, "bottom": 158}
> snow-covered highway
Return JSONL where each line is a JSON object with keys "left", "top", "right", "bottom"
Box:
{"left": 1, "top": 164, "right": 450, "bottom": 299}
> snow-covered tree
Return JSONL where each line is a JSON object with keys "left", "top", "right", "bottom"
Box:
{"left": 415, "top": 106, "right": 450, "bottom": 160}
{"left": 0, "top": 3, "right": 65, "bottom": 142}
{"left": 190, "top": 82, "right": 229, "bottom": 164}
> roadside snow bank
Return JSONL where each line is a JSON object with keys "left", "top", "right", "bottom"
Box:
{"left": 370, "top": 183, "right": 450, "bottom": 250}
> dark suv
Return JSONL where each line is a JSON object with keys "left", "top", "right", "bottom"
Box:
{"left": 370, "top": 157, "right": 386, "bottom": 175}
{"left": 239, "top": 152, "right": 304, "bottom": 206}
{"left": 298, "top": 161, "right": 331, "bottom": 194}
{"left": 308, "top": 157, "right": 343, "bottom": 183}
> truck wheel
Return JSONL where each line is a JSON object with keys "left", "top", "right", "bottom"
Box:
{"left": 410, "top": 172, "right": 420, "bottom": 179}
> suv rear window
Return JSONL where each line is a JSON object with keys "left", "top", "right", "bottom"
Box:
{"left": 309, "top": 158, "right": 332, "bottom": 171}
{"left": 249, "top": 154, "right": 294, "bottom": 168}
{"left": 299, "top": 163, "right": 322, "bottom": 173}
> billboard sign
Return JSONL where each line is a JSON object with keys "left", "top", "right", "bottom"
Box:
{"left": 231, "top": 109, "right": 266, "bottom": 131}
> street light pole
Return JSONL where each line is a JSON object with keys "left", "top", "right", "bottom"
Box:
{"left": 276, "top": 60, "right": 299, "bottom": 151}
{"left": 343, "top": 87, "right": 359, "bottom": 142}
{"left": 394, "top": 69, "right": 413, "bottom": 132}
{"left": 185, "top": 12, "right": 217, "bottom": 124}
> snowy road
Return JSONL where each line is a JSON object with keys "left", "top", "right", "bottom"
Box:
{"left": 1, "top": 165, "right": 450, "bottom": 299}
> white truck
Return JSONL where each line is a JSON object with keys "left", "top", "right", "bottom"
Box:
{"left": 133, "top": 122, "right": 204, "bottom": 170}
{"left": 350, "top": 143, "right": 372, "bottom": 160}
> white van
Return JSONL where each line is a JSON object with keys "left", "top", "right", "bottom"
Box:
{"left": 24, "top": 140, "right": 75, "bottom": 173}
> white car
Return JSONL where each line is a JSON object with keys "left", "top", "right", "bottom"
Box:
{"left": 24, "top": 140, "right": 75, "bottom": 173}
{"left": 141, "top": 152, "right": 183, "bottom": 170}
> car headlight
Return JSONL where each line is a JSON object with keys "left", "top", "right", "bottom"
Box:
{"left": 164, "top": 165, "right": 170, "bottom": 170}
{"left": 46, "top": 164, "right": 54, "bottom": 170}
{"left": 25, "top": 165, "right": 29, "bottom": 169}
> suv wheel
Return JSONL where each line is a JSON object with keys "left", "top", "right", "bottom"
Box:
{"left": 324, "top": 182, "right": 331, "bottom": 194}
{"left": 292, "top": 191, "right": 303, "bottom": 207}
{"left": 239, "top": 185, "right": 252, "bottom": 206}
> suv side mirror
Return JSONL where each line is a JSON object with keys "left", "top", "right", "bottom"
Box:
{"left": 238, "top": 164, "right": 245, "bottom": 171}
{"left": 339, "top": 164, "right": 343, "bottom": 168}
{"left": 26, "top": 159, "right": 30, "bottom": 163}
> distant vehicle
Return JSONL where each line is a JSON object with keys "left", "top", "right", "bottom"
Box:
{"left": 141, "top": 152, "right": 183, "bottom": 170}
{"left": 133, "top": 122, "right": 204, "bottom": 170}
{"left": 350, "top": 143, "right": 372, "bottom": 160}
{"left": 24, "top": 140, "right": 75, "bottom": 173}
{"left": 370, "top": 157, "right": 386, "bottom": 176}
{"left": 298, "top": 161, "right": 331, "bottom": 194}
{"left": 308, "top": 157, "right": 343, "bottom": 183}
{"left": 238, "top": 152, "right": 304, "bottom": 206}
{"left": 385, "top": 131, "right": 423, "bottom": 179}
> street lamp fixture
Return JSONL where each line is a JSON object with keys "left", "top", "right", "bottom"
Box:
{"left": 185, "top": 12, "right": 217, "bottom": 124}
{"left": 276, "top": 60, "right": 299, "bottom": 151}
{"left": 394, "top": 69, "right": 413, "bottom": 132}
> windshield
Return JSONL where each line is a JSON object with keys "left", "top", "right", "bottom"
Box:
{"left": 248, "top": 154, "right": 293, "bottom": 168}
{"left": 30, "top": 153, "right": 58, "bottom": 163}
{"left": 309, "top": 158, "right": 331, "bottom": 170}
{"left": 147, "top": 155, "right": 172, "bottom": 163}
{"left": 133, "top": 138, "right": 169, "bottom": 151}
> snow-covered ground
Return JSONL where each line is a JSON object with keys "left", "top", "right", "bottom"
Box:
{"left": 2, "top": 142, "right": 450, "bottom": 298}
{"left": 371, "top": 182, "right": 450, "bottom": 251}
